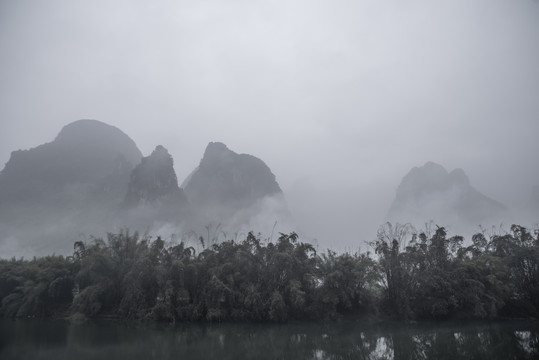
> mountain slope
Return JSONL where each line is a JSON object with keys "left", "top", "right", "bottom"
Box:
{"left": 0, "top": 119, "right": 142, "bottom": 204}
{"left": 122, "top": 145, "right": 191, "bottom": 224}
{"left": 183, "top": 142, "right": 282, "bottom": 210}
{"left": 0, "top": 119, "right": 144, "bottom": 256}
{"left": 182, "top": 142, "right": 288, "bottom": 230}
{"left": 387, "top": 162, "right": 507, "bottom": 228}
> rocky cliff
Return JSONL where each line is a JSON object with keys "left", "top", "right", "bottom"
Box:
{"left": 182, "top": 142, "right": 288, "bottom": 231}
{"left": 122, "top": 145, "right": 191, "bottom": 224}
{"left": 0, "top": 119, "right": 142, "bottom": 205}
{"left": 0, "top": 120, "right": 145, "bottom": 256}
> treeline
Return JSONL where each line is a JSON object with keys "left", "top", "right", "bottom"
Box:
{"left": 0, "top": 224, "right": 538, "bottom": 323}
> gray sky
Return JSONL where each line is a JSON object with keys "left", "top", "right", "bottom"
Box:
{"left": 1, "top": 0, "right": 538, "bottom": 249}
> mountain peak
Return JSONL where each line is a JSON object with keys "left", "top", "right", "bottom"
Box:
{"left": 409, "top": 161, "right": 448, "bottom": 179}
{"left": 123, "top": 145, "right": 186, "bottom": 207}
{"left": 199, "top": 142, "right": 235, "bottom": 169}
{"left": 0, "top": 119, "right": 145, "bottom": 255}
{"left": 150, "top": 144, "right": 170, "bottom": 158}
{"left": 54, "top": 119, "right": 142, "bottom": 165}
{"left": 205, "top": 141, "right": 228, "bottom": 154}
{"left": 55, "top": 119, "right": 115, "bottom": 141}
{"left": 0, "top": 119, "right": 142, "bottom": 203}
{"left": 388, "top": 162, "right": 506, "bottom": 228}
{"left": 183, "top": 142, "right": 283, "bottom": 219}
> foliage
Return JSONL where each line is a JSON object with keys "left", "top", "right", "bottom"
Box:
{"left": 1, "top": 224, "right": 539, "bottom": 322}
{"left": 0, "top": 256, "right": 74, "bottom": 318}
{"left": 372, "top": 222, "right": 539, "bottom": 320}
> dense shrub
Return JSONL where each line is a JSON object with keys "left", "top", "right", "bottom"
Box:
{"left": 1, "top": 224, "right": 538, "bottom": 322}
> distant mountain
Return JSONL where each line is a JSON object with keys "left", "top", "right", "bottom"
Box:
{"left": 387, "top": 162, "right": 507, "bottom": 228}
{"left": 122, "top": 145, "right": 191, "bottom": 224}
{"left": 0, "top": 119, "right": 142, "bottom": 205}
{"left": 124, "top": 145, "right": 186, "bottom": 206}
{"left": 0, "top": 125, "right": 293, "bottom": 256}
{"left": 182, "top": 142, "right": 288, "bottom": 229}
{"left": 183, "top": 142, "right": 282, "bottom": 209}
{"left": 0, "top": 120, "right": 145, "bottom": 256}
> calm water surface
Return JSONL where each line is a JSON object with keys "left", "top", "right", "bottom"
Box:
{"left": 1, "top": 318, "right": 538, "bottom": 359}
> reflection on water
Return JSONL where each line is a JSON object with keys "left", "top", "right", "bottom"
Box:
{"left": 1, "top": 319, "right": 538, "bottom": 359}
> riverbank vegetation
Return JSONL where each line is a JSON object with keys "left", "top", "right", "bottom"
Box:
{"left": 0, "top": 223, "right": 538, "bottom": 323}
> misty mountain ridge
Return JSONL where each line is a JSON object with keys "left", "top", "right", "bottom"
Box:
{"left": 1, "top": 120, "right": 530, "bottom": 258}
{"left": 124, "top": 145, "right": 188, "bottom": 207}
{"left": 183, "top": 142, "right": 282, "bottom": 209}
{"left": 0, "top": 121, "right": 290, "bottom": 256}
{"left": 387, "top": 161, "right": 507, "bottom": 231}
{"left": 0, "top": 120, "right": 146, "bottom": 254}
{"left": 121, "top": 145, "right": 193, "bottom": 227}
{"left": 182, "top": 141, "right": 290, "bottom": 233}
{"left": 0, "top": 119, "right": 142, "bottom": 204}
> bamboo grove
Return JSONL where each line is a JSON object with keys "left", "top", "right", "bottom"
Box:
{"left": 0, "top": 223, "right": 538, "bottom": 322}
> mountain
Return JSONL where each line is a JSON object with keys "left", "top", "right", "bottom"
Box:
{"left": 182, "top": 142, "right": 288, "bottom": 230}
{"left": 122, "top": 145, "right": 191, "bottom": 224}
{"left": 0, "top": 126, "right": 292, "bottom": 256}
{"left": 0, "top": 119, "right": 142, "bottom": 205}
{"left": 183, "top": 142, "right": 282, "bottom": 210}
{"left": 0, "top": 119, "right": 144, "bottom": 256}
{"left": 387, "top": 162, "right": 507, "bottom": 229}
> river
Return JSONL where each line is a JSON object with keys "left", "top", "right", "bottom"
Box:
{"left": 1, "top": 318, "right": 538, "bottom": 359}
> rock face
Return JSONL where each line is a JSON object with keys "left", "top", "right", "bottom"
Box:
{"left": 0, "top": 120, "right": 146, "bottom": 256}
{"left": 182, "top": 142, "right": 286, "bottom": 227}
{"left": 0, "top": 119, "right": 142, "bottom": 205}
{"left": 0, "top": 126, "right": 290, "bottom": 256}
{"left": 124, "top": 145, "right": 186, "bottom": 206}
{"left": 123, "top": 145, "right": 190, "bottom": 223}
{"left": 183, "top": 142, "right": 282, "bottom": 209}
{"left": 0, "top": 120, "right": 145, "bottom": 256}
{"left": 387, "top": 162, "right": 506, "bottom": 228}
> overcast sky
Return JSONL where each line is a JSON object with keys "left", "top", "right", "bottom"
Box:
{"left": 1, "top": 0, "right": 538, "bottom": 249}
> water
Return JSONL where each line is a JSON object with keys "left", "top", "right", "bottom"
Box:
{"left": 1, "top": 318, "right": 538, "bottom": 359}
